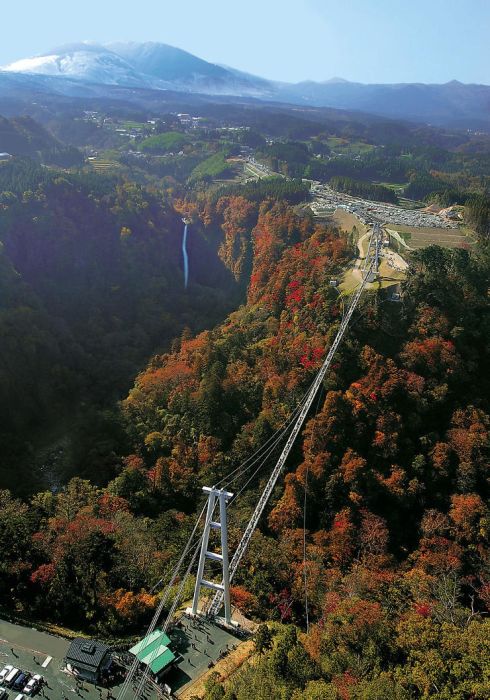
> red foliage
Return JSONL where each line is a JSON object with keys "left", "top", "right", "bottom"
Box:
{"left": 98, "top": 493, "right": 130, "bottom": 517}
{"left": 30, "top": 563, "right": 56, "bottom": 586}
{"left": 333, "top": 671, "right": 358, "bottom": 700}
{"left": 328, "top": 508, "right": 354, "bottom": 567}
{"left": 268, "top": 588, "right": 293, "bottom": 621}
{"left": 400, "top": 337, "right": 460, "bottom": 376}
{"left": 414, "top": 601, "right": 432, "bottom": 618}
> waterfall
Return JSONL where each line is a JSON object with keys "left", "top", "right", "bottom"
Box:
{"left": 182, "top": 222, "right": 189, "bottom": 289}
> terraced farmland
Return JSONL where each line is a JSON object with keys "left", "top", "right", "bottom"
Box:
{"left": 89, "top": 159, "right": 121, "bottom": 173}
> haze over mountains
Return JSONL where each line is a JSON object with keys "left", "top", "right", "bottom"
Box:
{"left": 1, "top": 41, "right": 489, "bottom": 129}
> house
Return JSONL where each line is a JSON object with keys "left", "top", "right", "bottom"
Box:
{"left": 65, "top": 638, "right": 112, "bottom": 684}
{"left": 0, "top": 153, "right": 12, "bottom": 161}
{"left": 129, "top": 629, "right": 176, "bottom": 679}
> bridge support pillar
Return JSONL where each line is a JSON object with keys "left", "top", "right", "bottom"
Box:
{"left": 191, "top": 486, "right": 233, "bottom": 626}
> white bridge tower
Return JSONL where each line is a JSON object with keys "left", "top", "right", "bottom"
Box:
{"left": 190, "top": 486, "right": 233, "bottom": 626}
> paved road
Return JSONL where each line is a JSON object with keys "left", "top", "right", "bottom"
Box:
{"left": 0, "top": 619, "right": 69, "bottom": 659}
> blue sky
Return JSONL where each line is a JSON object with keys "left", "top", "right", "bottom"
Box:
{"left": 2, "top": 0, "right": 489, "bottom": 84}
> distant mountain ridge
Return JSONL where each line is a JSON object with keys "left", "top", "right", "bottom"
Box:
{"left": 2, "top": 42, "right": 271, "bottom": 97}
{"left": 1, "top": 41, "right": 489, "bottom": 128}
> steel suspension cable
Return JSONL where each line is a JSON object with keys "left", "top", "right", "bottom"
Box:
{"left": 208, "top": 225, "right": 382, "bottom": 618}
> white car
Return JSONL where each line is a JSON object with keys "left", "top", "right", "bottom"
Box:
{"left": 24, "top": 674, "right": 42, "bottom": 696}
{"left": 5, "top": 667, "right": 20, "bottom": 687}
{"left": 0, "top": 667, "right": 12, "bottom": 684}
{"left": 0, "top": 686, "right": 8, "bottom": 700}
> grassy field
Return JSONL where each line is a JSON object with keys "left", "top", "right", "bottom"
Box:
{"left": 330, "top": 208, "right": 368, "bottom": 235}
{"left": 328, "top": 209, "right": 477, "bottom": 252}
{"left": 325, "top": 137, "right": 375, "bottom": 155}
{"left": 388, "top": 223, "right": 477, "bottom": 249}
{"left": 122, "top": 120, "right": 146, "bottom": 130}
{"left": 375, "top": 181, "right": 407, "bottom": 191}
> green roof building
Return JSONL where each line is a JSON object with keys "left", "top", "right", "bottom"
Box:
{"left": 129, "top": 629, "right": 176, "bottom": 677}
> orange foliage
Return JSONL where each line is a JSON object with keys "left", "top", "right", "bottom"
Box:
{"left": 216, "top": 196, "right": 256, "bottom": 281}
{"left": 268, "top": 474, "right": 302, "bottom": 533}
{"left": 449, "top": 493, "right": 487, "bottom": 541}
{"left": 415, "top": 536, "right": 462, "bottom": 575}
{"left": 123, "top": 454, "right": 145, "bottom": 471}
{"left": 197, "top": 435, "right": 221, "bottom": 467}
{"left": 400, "top": 337, "right": 460, "bottom": 376}
{"left": 110, "top": 588, "right": 157, "bottom": 623}
{"left": 230, "top": 585, "right": 258, "bottom": 616}
{"left": 430, "top": 442, "right": 452, "bottom": 474}
{"left": 410, "top": 303, "right": 451, "bottom": 338}
{"left": 97, "top": 493, "right": 130, "bottom": 518}
{"left": 340, "top": 449, "right": 366, "bottom": 484}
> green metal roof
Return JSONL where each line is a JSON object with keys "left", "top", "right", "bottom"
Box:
{"left": 129, "top": 629, "right": 165, "bottom": 656}
{"left": 146, "top": 647, "right": 176, "bottom": 674}
{"left": 129, "top": 629, "right": 175, "bottom": 675}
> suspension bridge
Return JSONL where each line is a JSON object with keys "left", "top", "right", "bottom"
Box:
{"left": 117, "top": 223, "right": 385, "bottom": 699}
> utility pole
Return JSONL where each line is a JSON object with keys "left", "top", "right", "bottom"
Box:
{"left": 190, "top": 487, "right": 233, "bottom": 626}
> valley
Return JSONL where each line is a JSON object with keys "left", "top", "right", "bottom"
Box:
{"left": 0, "top": 49, "right": 488, "bottom": 699}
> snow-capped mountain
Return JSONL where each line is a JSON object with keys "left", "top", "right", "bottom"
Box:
{"left": 2, "top": 43, "right": 158, "bottom": 88}
{"left": 1, "top": 42, "right": 271, "bottom": 97}
{"left": 1, "top": 42, "right": 489, "bottom": 128}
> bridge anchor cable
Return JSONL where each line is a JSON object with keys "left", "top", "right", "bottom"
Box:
{"left": 207, "top": 223, "right": 383, "bottom": 619}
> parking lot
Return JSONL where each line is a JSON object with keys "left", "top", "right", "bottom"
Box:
{"left": 0, "top": 620, "right": 157, "bottom": 700}
{"left": 310, "top": 183, "right": 459, "bottom": 229}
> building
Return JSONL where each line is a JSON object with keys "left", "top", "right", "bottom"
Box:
{"left": 65, "top": 638, "right": 112, "bottom": 684}
{"left": 0, "top": 153, "right": 12, "bottom": 161}
{"left": 129, "top": 629, "right": 176, "bottom": 679}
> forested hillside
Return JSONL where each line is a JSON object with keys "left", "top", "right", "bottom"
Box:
{"left": 1, "top": 184, "right": 488, "bottom": 697}
{"left": 123, "top": 200, "right": 490, "bottom": 698}
{"left": 0, "top": 100, "right": 489, "bottom": 698}
{"left": 329, "top": 176, "right": 398, "bottom": 203}
{"left": 0, "top": 115, "right": 83, "bottom": 166}
{"left": 0, "top": 165, "right": 242, "bottom": 488}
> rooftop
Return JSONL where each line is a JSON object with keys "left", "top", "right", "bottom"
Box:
{"left": 129, "top": 629, "right": 176, "bottom": 676}
{"left": 66, "top": 638, "right": 110, "bottom": 671}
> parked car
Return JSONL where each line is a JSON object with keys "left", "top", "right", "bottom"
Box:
{"left": 0, "top": 685, "right": 8, "bottom": 700}
{"left": 24, "top": 674, "right": 42, "bottom": 696}
{"left": 4, "top": 667, "right": 20, "bottom": 687}
{"left": 13, "top": 673, "right": 30, "bottom": 691}
{"left": 0, "top": 666, "right": 12, "bottom": 683}
{"left": 14, "top": 695, "right": 25, "bottom": 700}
